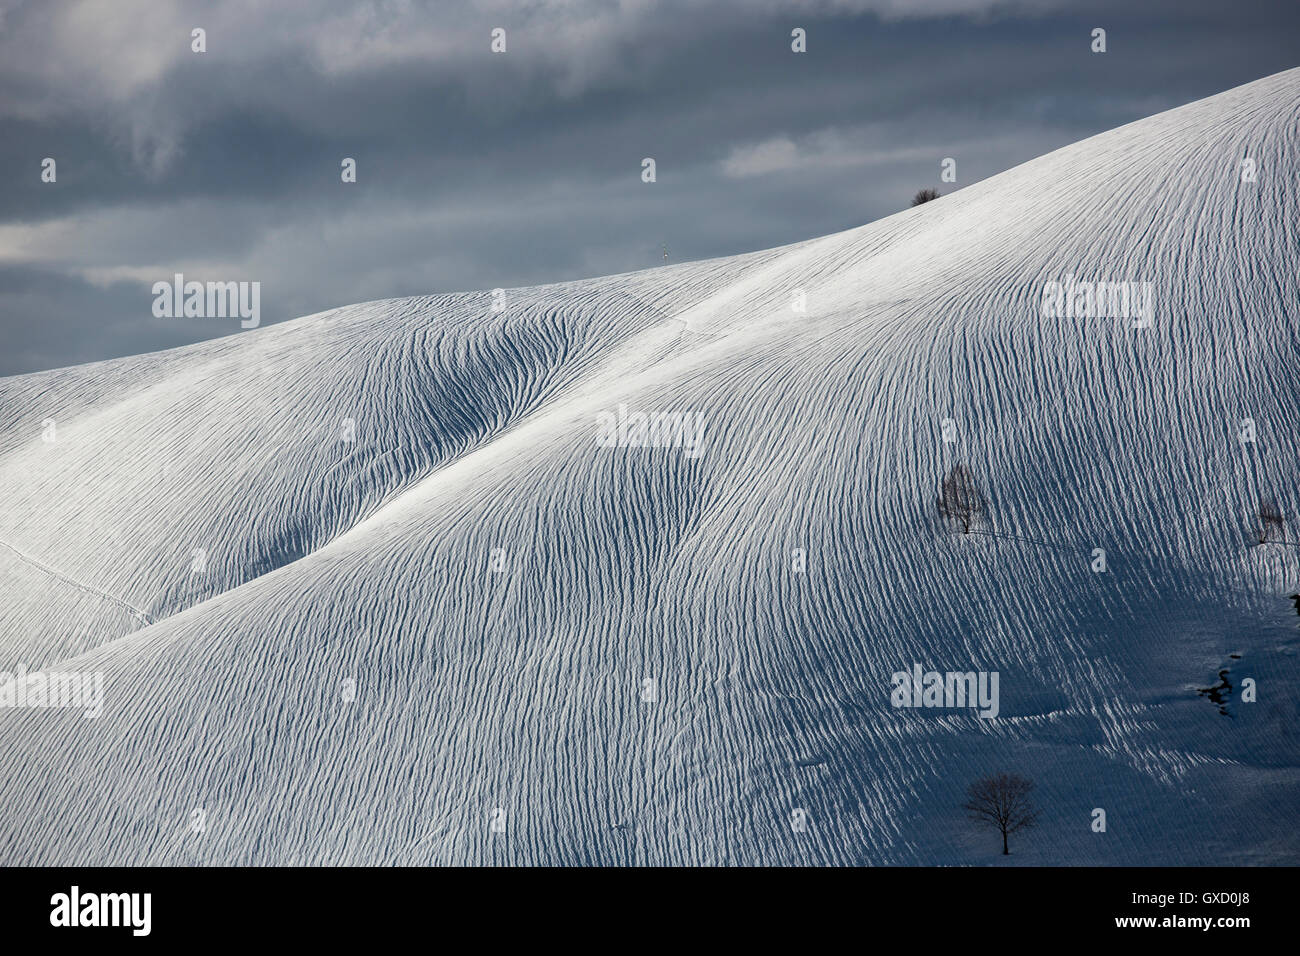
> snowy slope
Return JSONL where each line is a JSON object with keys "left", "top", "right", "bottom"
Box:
{"left": 1, "top": 68, "right": 1298, "bottom": 866}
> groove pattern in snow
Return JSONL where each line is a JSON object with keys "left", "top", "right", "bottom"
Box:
{"left": 0, "top": 69, "right": 1298, "bottom": 865}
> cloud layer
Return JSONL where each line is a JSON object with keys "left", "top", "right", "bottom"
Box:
{"left": 1, "top": 0, "right": 1297, "bottom": 374}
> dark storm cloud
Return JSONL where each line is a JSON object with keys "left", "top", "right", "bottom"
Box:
{"left": 0, "top": 0, "right": 1297, "bottom": 375}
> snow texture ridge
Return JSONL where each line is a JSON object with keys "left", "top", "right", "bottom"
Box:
{"left": 0, "top": 68, "right": 1298, "bottom": 865}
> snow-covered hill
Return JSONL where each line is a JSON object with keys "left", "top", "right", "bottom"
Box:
{"left": 1, "top": 68, "right": 1298, "bottom": 865}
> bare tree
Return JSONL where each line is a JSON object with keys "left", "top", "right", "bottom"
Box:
{"left": 963, "top": 773, "right": 1039, "bottom": 855}
{"left": 911, "top": 188, "right": 941, "bottom": 206}
{"left": 937, "top": 463, "right": 986, "bottom": 534}
{"left": 1255, "top": 498, "right": 1284, "bottom": 545}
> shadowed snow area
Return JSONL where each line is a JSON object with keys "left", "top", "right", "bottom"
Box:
{"left": 1, "top": 69, "right": 1298, "bottom": 865}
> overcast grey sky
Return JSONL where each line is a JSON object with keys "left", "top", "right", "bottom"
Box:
{"left": 1, "top": 0, "right": 1297, "bottom": 375}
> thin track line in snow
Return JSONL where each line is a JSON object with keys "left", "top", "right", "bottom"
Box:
{"left": 0, "top": 537, "right": 152, "bottom": 626}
